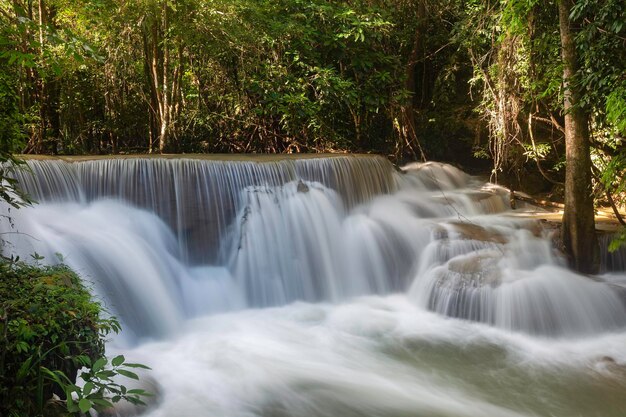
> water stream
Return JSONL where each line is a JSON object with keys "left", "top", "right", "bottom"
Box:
{"left": 2, "top": 155, "right": 626, "bottom": 416}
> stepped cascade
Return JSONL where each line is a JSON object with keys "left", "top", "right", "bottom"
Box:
{"left": 2, "top": 155, "right": 626, "bottom": 417}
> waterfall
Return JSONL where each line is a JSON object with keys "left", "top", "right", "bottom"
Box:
{"left": 4, "top": 155, "right": 626, "bottom": 417}
{"left": 11, "top": 156, "right": 395, "bottom": 264}
{"left": 2, "top": 156, "right": 625, "bottom": 340}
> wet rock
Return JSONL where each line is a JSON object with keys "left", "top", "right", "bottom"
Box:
{"left": 439, "top": 252, "right": 502, "bottom": 289}
{"left": 448, "top": 222, "right": 508, "bottom": 244}
{"left": 297, "top": 180, "right": 309, "bottom": 193}
{"left": 592, "top": 355, "right": 626, "bottom": 380}
{"left": 432, "top": 226, "right": 448, "bottom": 241}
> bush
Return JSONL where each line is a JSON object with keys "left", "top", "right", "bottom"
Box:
{"left": 0, "top": 259, "right": 148, "bottom": 417}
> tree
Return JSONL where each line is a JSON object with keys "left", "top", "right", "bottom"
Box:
{"left": 140, "top": 0, "right": 187, "bottom": 153}
{"left": 558, "top": 0, "right": 598, "bottom": 273}
{"left": 572, "top": 0, "right": 626, "bottom": 251}
{"left": 397, "top": 0, "right": 428, "bottom": 161}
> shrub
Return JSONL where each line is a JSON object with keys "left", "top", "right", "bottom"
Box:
{"left": 0, "top": 259, "right": 148, "bottom": 417}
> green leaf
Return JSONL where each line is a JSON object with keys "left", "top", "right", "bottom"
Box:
{"left": 95, "top": 370, "right": 116, "bottom": 379}
{"left": 128, "top": 388, "right": 153, "bottom": 396}
{"left": 41, "top": 367, "right": 71, "bottom": 388}
{"left": 127, "top": 397, "right": 147, "bottom": 406}
{"left": 92, "top": 357, "right": 107, "bottom": 372}
{"left": 16, "top": 357, "right": 32, "bottom": 381}
{"left": 84, "top": 381, "right": 95, "bottom": 396}
{"left": 112, "top": 354, "right": 125, "bottom": 367}
{"left": 91, "top": 398, "right": 114, "bottom": 409}
{"left": 608, "top": 230, "right": 626, "bottom": 252}
{"left": 67, "top": 396, "right": 79, "bottom": 413}
{"left": 78, "top": 398, "right": 92, "bottom": 413}
{"left": 125, "top": 362, "right": 151, "bottom": 369}
{"left": 117, "top": 369, "right": 139, "bottom": 380}
{"left": 76, "top": 355, "right": 92, "bottom": 367}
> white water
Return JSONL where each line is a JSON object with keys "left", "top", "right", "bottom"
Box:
{"left": 3, "top": 157, "right": 626, "bottom": 416}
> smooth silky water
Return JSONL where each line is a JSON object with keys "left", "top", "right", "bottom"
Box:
{"left": 2, "top": 155, "right": 626, "bottom": 416}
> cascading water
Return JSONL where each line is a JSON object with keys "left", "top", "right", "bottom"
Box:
{"left": 2, "top": 155, "right": 626, "bottom": 417}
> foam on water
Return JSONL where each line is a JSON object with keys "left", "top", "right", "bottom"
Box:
{"left": 112, "top": 296, "right": 626, "bottom": 417}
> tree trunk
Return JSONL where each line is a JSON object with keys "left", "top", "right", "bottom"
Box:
{"left": 141, "top": 1, "right": 182, "bottom": 154}
{"left": 399, "top": 0, "right": 427, "bottom": 162}
{"left": 158, "top": 0, "right": 170, "bottom": 153}
{"left": 36, "top": 0, "right": 47, "bottom": 153}
{"left": 558, "top": 0, "right": 599, "bottom": 274}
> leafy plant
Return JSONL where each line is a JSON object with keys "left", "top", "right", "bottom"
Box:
{"left": 608, "top": 229, "right": 626, "bottom": 253}
{"left": 0, "top": 73, "right": 31, "bottom": 213}
{"left": 0, "top": 260, "right": 151, "bottom": 416}
{"left": 43, "top": 354, "right": 151, "bottom": 414}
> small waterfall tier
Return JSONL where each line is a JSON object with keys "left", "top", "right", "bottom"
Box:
{"left": 12, "top": 155, "right": 396, "bottom": 263}
{"left": 410, "top": 223, "right": 626, "bottom": 336}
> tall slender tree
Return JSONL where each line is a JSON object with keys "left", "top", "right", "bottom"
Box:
{"left": 558, "top": 0, "right": 598, "bottom": 273}
{"left": 398, "top": 0, "right": 427, "bottom": 161}
{"left": 141, "top": 0, "right": 185, "bottom": 153}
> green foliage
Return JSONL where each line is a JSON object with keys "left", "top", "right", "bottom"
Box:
{"left": 0, "top": 75, "right": 31, "bottom": 213}
{"left": 43, "top": 353, "right": 151, "bottom": 414}
{"left": 460, "top": 0, "right": 566, "bottom": 179}
{"left": 606, "top": 85, "right": 626, "bottom": 135}
{"left": 0, "top": 0, "right": 482, "bottom": 160}
{"left": 601, "top": 152, "right": 626, "bottom": 196}
{"left": 0, "top": 72, "right": 25, "bottom": 154}
{"left": 522, "top": 142, "right": 551, "bottom": 160}
{"left": 460, "top": 0, "right": 626, "bottom": 198}
{"left": 571, "top": 0, "right": 626, "bottom": 135}
{"left": 178, "top": 0, "right": 404, "bottom": 153}
{"left": 609, "top": 229, "right": 626, "bottom": 253}
{"left": 0, "top": 142, "right": 32, "bottom": 217}
{"left": 0, "top": 154, "right": 32, "bottom": 212}
{"left": 0, "top": 260, "right": 150, "bottom": 416}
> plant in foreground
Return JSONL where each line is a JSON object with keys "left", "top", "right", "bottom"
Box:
{"left": 0, "top": 260, "right": 151, "bottom": 416}
{"left": 43, "top": 354, "right": 152, "bottom": 414}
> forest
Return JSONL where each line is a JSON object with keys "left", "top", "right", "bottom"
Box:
{"left": 2, "top": 1, "right": 626, "bottom": 416}
{"left": 0, "top": 2, "right": 621, "bottom": 157}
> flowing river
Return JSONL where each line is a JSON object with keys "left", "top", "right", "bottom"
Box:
{"left": 3, "top": 155, "right": 626, "bottom": 416}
